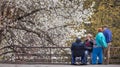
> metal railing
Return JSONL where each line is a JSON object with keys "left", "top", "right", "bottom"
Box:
{"left": 0, "top": 46, "right": 120, "bottom": 64}
{"left": 109, "top": 47, "right": 120, "bottom": 64}
{"left": 0, "top": 46, "right": 71, "bottom": 64}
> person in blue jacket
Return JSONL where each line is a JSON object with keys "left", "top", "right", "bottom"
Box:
{"left": 92, "top": 28, "right": 107, "bottom": 64}
{"left": 71, "top": 38, "right": 86, "bottom": 65}
{"left": 102, "top": 25, "right": 112, "bottom": 64}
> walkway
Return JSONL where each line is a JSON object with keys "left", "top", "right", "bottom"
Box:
{"left": 0, "top": 64, "right": 120, "bottom": 67}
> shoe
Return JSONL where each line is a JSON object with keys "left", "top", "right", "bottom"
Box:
{"left": 71, "top": 63, "right": 76, "bottom": 65}
{"left": 81, "top": 63, "right": 87, "bottom": 65}
{"left": 98, "top": 63, "right": 102, "bottom": 65}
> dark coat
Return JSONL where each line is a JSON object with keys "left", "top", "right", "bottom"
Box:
{"left": 71, "top": 38, "right": 85, "bottom": 57}
{"left": 84, "top": 39, "right": 94, "bottom": 52}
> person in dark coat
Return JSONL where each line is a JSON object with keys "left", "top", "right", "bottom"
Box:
{"left": 71, "top": 38, "right": 85, "bottom": 65}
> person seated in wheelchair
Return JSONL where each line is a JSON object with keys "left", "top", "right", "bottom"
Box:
{"left": 71, "top": 38, "right": 86, "bottom": 65}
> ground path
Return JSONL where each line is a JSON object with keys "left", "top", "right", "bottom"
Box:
{"left": 0, "top": 64, "right": 120, "bottom": 67}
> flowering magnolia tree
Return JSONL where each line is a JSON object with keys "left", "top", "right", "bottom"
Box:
{"left": 0, "top": 0, "right": 94, "bottom": 62}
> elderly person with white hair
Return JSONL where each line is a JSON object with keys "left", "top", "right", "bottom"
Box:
{"left": 83, "top": 33, "right": 95, "bottom": 64}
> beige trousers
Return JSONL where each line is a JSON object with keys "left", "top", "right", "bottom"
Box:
{"left": 103, "top": 43, "right": 111, "bottom": 64}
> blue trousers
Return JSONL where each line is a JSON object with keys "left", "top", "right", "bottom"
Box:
{"left": 92, "top": 47, "right": 103, "bottom": 64}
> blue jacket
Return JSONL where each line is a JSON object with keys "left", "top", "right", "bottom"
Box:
{"left": 95, "top": 32, "right": 107, "bottom": 48}
{"left": 103, "top": 28, "right": 112, "bottom": 43}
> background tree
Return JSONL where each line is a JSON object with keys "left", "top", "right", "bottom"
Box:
{"left": 0, "top": 0, "right": 94, "bottom": 61}
{"left": 84, "top": 0, "right": 120, "bottom": 46}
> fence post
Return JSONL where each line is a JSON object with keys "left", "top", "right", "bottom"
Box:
{"left": 50, "top": 47, "right": 52, "bottom": 63}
